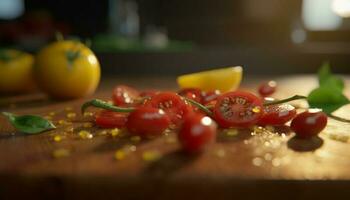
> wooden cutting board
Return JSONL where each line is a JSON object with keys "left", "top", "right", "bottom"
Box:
{"left": 1, "top": 76, "right": 350, "bottom": 200}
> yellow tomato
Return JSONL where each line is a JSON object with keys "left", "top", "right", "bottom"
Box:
{"left": 0, "top": 49, "right": 35, "bottom": 93}
{"left": 177, "top": 66, "right": 243, "bottom": 92}
{"left": 35, "top": 40, "right": 100, "bottom": 99}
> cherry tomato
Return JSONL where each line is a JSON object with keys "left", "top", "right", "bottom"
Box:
{"left": 126, "top": 107, "right": 171, "bottom": 137}
{"left": 290, "top": 109, "right": 327, "bottom": 138}
{"left": 258, "top": 104, "right": 297, "bottom": 126}
{"left": 112, "top": 85, "right": 139, "bottom": 106}
{"left": 201, "top": 90, "right": 221, "bottom": 105}
{"left": 178, "top": 88, "right": 202, "bottom": 103}
{"left": 213, "top": 91, "right": 264, "bottom": 128}
{"left": 146, "top": 92, "right": 193, "bottom": 126}
{"left": 258, "top": 81, "right": 277, "bottom": 97}
{"left": 140, "top": 90, "right": 158, "bottom": 98}
{"left": 95, "top": 110, "right": 128, "bottom": 128}
{"left": 178, "top": 113, "right": 217, "bottom": 153}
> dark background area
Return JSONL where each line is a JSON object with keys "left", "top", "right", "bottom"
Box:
{"left": 1, "top": 0, "right": 350, "bottom": 75}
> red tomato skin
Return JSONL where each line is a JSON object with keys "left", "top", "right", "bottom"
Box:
{"left": 112, "top": 85, "right": 140, "bottom": 106}
{"left": 258, "top": 81, "right": 277, "bottom": 97}
{"left": 258, "top": 104, "right": 297, "bottom": 126}
{"left": 146, "top": 92, "right": 193, "bottom": 126}
{"left": 95, "top": 110, "right": 128, "bottom": 128}
{"left": 178, "top": 113, "right": 217, "bottom": 153}
{"left": 126, "top": 107, "right": 171, "bottom": 137}
{"left": 178, "top": 88, "right": 203, "bottom": 103}
{"left": 290, "top": 110, "right": 327, "bottom": 138}
{"left": 213, "top": 91, "right": 264, "bottom": 128}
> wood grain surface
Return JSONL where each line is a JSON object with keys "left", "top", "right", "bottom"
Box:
{"left": 1, "top": 76, "right": 350, "bottom": 200}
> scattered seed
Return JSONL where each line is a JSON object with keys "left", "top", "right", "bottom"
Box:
{"left": 44, "top": 116, "right": 52, "bottom": 120}
{"left": 109, "top": 128, "right": 120, "bottom": 137}
{"left": 83, "top": 122, "right": 93, "bottom": 128}
{"left": 114, "top": 150, "right": 126, "bottom": 160}
{"left": 52, "top": 148, "right": 70, "bottom": 158}
{"left": 49, "top": 112, "right": 56, "bottom": 116}
{"left": 252, "top": 106, "right": 261, "bottom": 113}
{"left": 83, "top": 112, "right": 94, "bottom": 117}
{"left": 65, "top": 106, "right": 73, "bottom": 111}
{"left": 53, "top": 135, "right": 62, "bottom": 142}
{"left": 66, "top": 112, "right": 77, "bottom": 119}
{"left": 130, "top": 136, "right": 141, "bottom": 143}
{"left": 225, "top": 129, "right": 238, "bottom": 137}
{"left": 215, "top": 149, "right": 226, "bottom": 158}
{"left": 98, "top": 130, "right": 108, "bottom": 136}
{"left": 142, "top": 150, "right": 161, "bottom": 162}
{"left": 79, "top": 130, "right": 93, "bottom": 139}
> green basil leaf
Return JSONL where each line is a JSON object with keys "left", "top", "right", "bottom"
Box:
{"left": 2, "top": 112, "right": 56, "bottom": 134}
{"left": 307, "top": 86, "right": 349, "bottom": 114}
{"left": 318, "top": 62, "right": 344, "bottom": 90}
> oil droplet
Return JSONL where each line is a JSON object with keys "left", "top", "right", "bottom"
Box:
{"left": 130, "top": 136, "right": 141, "bottom": 143}
{"left": 252, "top": 106, "right": 261, "bottom": 113}
{"left": 225, "top": 129, "right": 238, "bottom": 137}
{"left": 252, "top": 157, "right": 263, "bottom": 166}
{"left": 109, "top": 128, "right": 120, "bottom": 137}
{"left": 65, "top": 106, "right": 73, "bottom": 111}
{"left": 53, "top": 135, "right": 63, "bottom": 142}
{"left": 83, "top": 122, "right": 93, "bottom": 128}
{"left": 215, "top": 149, "right": 226, "bottom": 158}
{"left": 83, "top": 112, "right": 94, "bottom": 117}
{"left": 264, "top": 153, "right": 273, "bottom": 161}
{"left": 52, "top": 148, "right": 70, "bottom": 158}
{"left": 66, "top": 112, "right": 77, "bottom": 119}
{"left": 142, "top": 150, "right": 161, "bottom": 162}
{"left": 79, "top": 130, "right": 93, "bottom": 139}
{"left": 272, "top": 158, "right": 281, "bottom": 167}
{"left": 114, "top": 150, "right": 126, "bottom": 160}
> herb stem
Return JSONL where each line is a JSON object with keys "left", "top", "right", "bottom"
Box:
{"left": 328, "top": 114, "right": 350, "bottom": 123}
{"left": 183, "top": 97, "right": 213, "bottom": 116}
{"left": 263, "top": 95, "right": 307, "bottom": 106}
{"left": 81, "top": 99, "right": 135, "bottom": 114}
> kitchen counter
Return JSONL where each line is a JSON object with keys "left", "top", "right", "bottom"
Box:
{"left": 1, "top": 76, "right": 350, "bottom": 200}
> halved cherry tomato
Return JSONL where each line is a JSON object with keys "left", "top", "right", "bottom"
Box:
{"left": 126, "top": 107, "right": 170, "bottom": 137}
{"left": 178, "top": 113, "right": 217, "bottom": 153}
{"left": 146, "top": 92, "right": 193, "bottom": 126}
{"left": 112, "top": 85, "right": 139, "bottom": 106}
{"left": 178, "top": 88, "right": 203, "bottom": 103}
{"left": 258, "top": 104, "right": 297, "bottom": 126}
{"left": 291, "top": 109, "right": 327, "bottom": 138}
{"left": 201, "top": 90, "right": 221, "bottom": 105}
{"left": 95, "top": 110, "right": 128, "bottom": 128}
{"left": 258, "top": 81, "right": 277, "bottom": 97}
{"left": 213, "top": 91, "right": 264, "bottom": 128}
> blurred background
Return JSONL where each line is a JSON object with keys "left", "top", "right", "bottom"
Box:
{"left": 1, "top": 0, "right": 350, "bottom": 76}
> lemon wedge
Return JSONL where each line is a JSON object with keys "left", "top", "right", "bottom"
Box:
{"left": 177, "top": 66, "right": 243, "bottom": 92}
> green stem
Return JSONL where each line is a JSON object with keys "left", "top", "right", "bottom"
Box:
{"left": 183, "top": 97, "right": 213, "bottom": 116}
{"left": 263, "top": 95, "right": 307, "bottom": 106}
{"left": 81, "top": 99, "right": 135, "bottom": 114}
{"left": 328, "top": 114, "right": 350, "bottom": 123}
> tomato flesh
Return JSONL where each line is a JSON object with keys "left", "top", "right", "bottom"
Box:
{"left": 290, "top": 109, "right": 327, "bottom": 138}
{"left": 146, "top": 92, "right": 193, "bottom": 126}
{"left": 178, "top": 113, "right": 217, "bottom": 153}
{"left": 126, "top": 107, "right": 171, "bottom": 137}
{"left": 258, "top": 81, "right": 277, "bottom": 97}
{"left": 258, "top": 104, "right": 297, "bottom": 126}
{"left": 213, "top": 91, "right": 264, "bottom": 128}
{"left": 112, "top": 85, "right": 140, "bottom": 106}
{"left": 95, "top": 110, "right": 128, "bottom": 128}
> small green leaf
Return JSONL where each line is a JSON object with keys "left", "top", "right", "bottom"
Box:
{"left": 318, "top": 62, "right": 344, "bottom": 90}
{"left": 307, "top": 87, "right": 349, "bottom": 114}
{"left": 2, "top": 112, "right": 56, "bottom": 134}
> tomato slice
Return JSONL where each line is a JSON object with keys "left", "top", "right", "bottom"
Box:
{"left": 258, "top": 81, "right": 277, "bottom": 97}
{"left": 178, "top": 88, "right": 203, "bottom": 103}
{"left": 146, "top": 92, "right": 193, "bottom": 126}
{"left": 258, "top": 104, "right": 297, "bottom": 126}
{"left": 95, "top": 110, "right": 128, "bottom": 128}
{"left": 112, "top": 85, "right": 140, "bottom": 106}
{"left": 213, "top": 91, "right": 263, "bottom": 128}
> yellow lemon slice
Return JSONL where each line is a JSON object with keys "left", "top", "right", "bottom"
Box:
{"left": 177, "top": 66, "right": 243, "bottom": 92}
